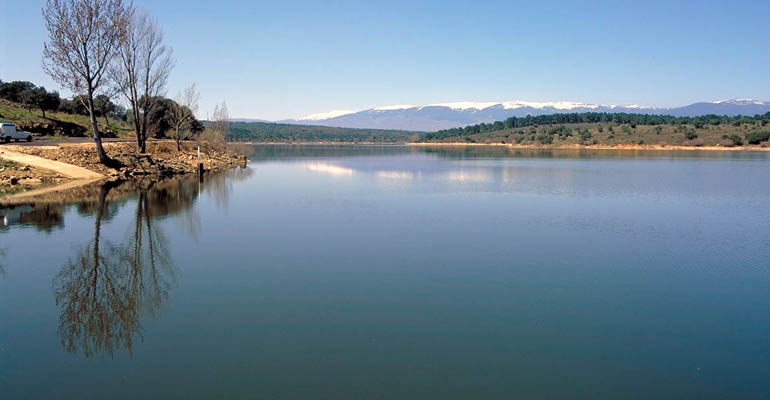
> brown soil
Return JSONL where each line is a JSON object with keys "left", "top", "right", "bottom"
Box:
{"left": 0, "top": 160, "right": 68, "bottom": 196}
{"left": 10, "top": 140, "right": 247, "bottom": 179}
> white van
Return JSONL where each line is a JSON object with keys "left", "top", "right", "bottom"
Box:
{"left": 0, "top": 122, "right": 32, "bottom": 143}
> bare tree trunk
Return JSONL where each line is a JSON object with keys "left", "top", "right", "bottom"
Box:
{"left": 87, "top": 89, "right": 111, "bottom": 165}
{"left": 176, "top": 127, "right": 181, "bottom": 151}
{"left": 139, "top": 103, "right": 148, "bottom": 154}
{"left": 104, "top": 114, "right": 110, "bottom": 129}
{"left": 131, "top": 101, "right": 143, "bottom": 154}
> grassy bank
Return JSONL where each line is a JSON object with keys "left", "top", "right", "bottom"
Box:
{"left": 0, "top": 99, "right": 133, "bottom": 137}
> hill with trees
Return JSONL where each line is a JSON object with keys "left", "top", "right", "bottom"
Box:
{"left": 0, "top": 80, "right": 132, "bottom": 137}
{"left": 0, "top": 79, "right": 203, "bottom": 142}
{"left": 228, "top": 121, "right": 418, "bottom": 143}
{"left": 419, "top": 112, "right": 770, "bottom": 148}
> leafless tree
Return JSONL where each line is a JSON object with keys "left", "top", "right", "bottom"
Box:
{"left": 42, "top": 0, "right": 130, "bottom": 166}
{"left": 199, "top": 101, "right": 230, "bottom": 148}
{"left": 112, "top": 9, "right": 174, "bottom": 154}
{"left": 168, "top": 84, "right": 199, "bottom": 151}
{"left": 212, "top": 101, "right": 230, "bottom": 143}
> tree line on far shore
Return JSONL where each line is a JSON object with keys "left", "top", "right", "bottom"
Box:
{"left": 422, "top": 112, "right": 770, "bottom": 142}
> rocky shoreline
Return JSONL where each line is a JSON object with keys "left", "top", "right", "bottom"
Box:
{"left": 0, "top": 140, "right": 248, "bottom": 196}
{"left": 0, "top": 160, "right": 67, "bottom": 196}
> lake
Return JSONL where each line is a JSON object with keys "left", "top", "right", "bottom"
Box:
{"left": 2, "top": 145, "right": 770, "bottom": 399}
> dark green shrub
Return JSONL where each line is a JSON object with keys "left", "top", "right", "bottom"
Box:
{"left": 537, "top": 133, "right": 553, "bottom": 144}
{"left": 745, "top": 131, "right": 770, "bottom": 144}
{"left": 684, "top": 129, "right": 698, "bottom": 140}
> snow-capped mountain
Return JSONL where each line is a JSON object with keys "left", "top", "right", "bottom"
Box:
{"left": 276, "top": 99, "right": 770, "bottom": 131}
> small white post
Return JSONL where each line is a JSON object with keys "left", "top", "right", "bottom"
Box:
{"left": 197, "top": 145, "right": 203, "bottom": 175}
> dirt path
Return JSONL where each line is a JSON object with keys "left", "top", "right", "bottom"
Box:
{"left": 0, "top": 147, "right": 104, "bottom": 179}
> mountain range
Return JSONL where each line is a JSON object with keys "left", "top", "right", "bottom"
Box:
{"left": 274, "top": 99, "right": 770, "bottom": 131}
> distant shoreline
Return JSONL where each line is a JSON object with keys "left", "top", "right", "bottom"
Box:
{"left": 409, "top": 142, "right": 770, "bottom": 151}
{"left": 236, "top": 141, "right": 770, "bottom": 151}
{"left": 234, "top": 141, "right": 408, "bottom": 146}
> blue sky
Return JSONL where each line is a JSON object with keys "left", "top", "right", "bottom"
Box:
{"left": 2, "top": 0, "right": 769, "bottom": 120}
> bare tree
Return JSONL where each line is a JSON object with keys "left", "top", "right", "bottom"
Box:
{"left": 168, "top": 84, "right": 199, "bottom": 151}
{"left": 112, "top": 9, "right": 173, "bottom": 154}
{"left": 212, "top": 101, "right": 230, "bottom": 144}
{"left": 42, "top": 0, "right": 130, "bottom": 166}
{"left": 200, "top": 101, "right": 230, "bottom": 147}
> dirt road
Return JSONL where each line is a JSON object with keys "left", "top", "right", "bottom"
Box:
{"left": 0, "top": 148, "right": 104, "bottom": 179}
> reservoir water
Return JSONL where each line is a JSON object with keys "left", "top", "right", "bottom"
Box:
{"left": 2, "top": 145, "right": 770, "bottom": 399}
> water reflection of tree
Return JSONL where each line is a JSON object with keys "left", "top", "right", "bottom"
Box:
{"left": 204, "top": 166, "right": 254, "bottom": 212}
{"left": 51, "top": 170, "right": 248, "bottom": 357}
{"left": 53, "top": 182, "right": 143, "bottom": 357}
{"left": 53, "top": 181, "right": 180, "bottom": 358}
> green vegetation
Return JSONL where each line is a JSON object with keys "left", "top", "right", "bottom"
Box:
{"left": 420, "top": 112, "right": 770, "bottom": 147}
{"left": 0, "top": 160, "right": 19, "bottom": 169}
{"left": 746, "top": 131, "right": 770, "bottom": 145}
{"left": 229, "top": 121, "right": 418, "bottom": 143}
{"left": 0, "top": 98, "right": 131, "bottom": 137}
{"left": 0, "top": 79, "right": 133, "bottom": 136}
{"left": 0, "top": 79, "right": 204, "bottom": 141}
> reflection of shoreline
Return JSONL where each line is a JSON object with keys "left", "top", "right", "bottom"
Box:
{"left": 0, "top": 169, "right": 252, "bottom": 358}
{"left": 0, "top": 168, "right": 254, "bottom": 232}
{"left": 0, "top": 178, "right": 105, "bottom": 205}
{"left": 53, "top": 180, "right": 176, "bottom": 358}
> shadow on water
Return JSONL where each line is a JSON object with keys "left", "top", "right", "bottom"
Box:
{"left": 0, "top": 167, "right": 253, "bottom": 357}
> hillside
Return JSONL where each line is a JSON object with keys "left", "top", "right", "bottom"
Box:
{"left": 229, "top": 121, "right": 419, "bottom": 143}
{"left": 0, "top": 99, "right": 132, "bottom": 137}
{"left": 419, "top": 112, "right": 770, "bottom": 148}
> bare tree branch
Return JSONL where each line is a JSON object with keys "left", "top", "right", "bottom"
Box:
{"left": 111, "top": 8, "right": 174, "bottom": 154}
{"left": 168, "top": 84, "right": 199, "bottom": 151}
{"left": 42, "top": 0, "right": 130, "bottom": 165}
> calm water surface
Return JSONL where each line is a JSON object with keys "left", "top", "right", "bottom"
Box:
{"left": 2, "top": 145, "right": 770, "bottom": 399}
